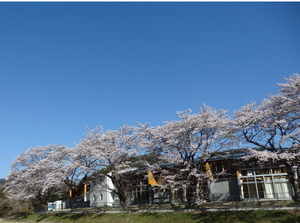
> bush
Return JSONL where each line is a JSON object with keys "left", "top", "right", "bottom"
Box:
{"left": 0, "top": 198, "right": 33, "bottom": 217}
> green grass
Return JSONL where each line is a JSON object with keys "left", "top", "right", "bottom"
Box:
{"left": 18, "top": 210, "right": 300, "bottom": 223}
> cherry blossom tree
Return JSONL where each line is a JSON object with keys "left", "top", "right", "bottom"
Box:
{"left": 138, "top": 104, "right": 236, "bottom": 207}
{"left": 73, "top": 125, "right": 141, "bottom": 207}
{"left": 5, "top": 145, "right": 71, "bottom": 206}
{"left": 233, "top": 74, "right": 300, "bottom": 200}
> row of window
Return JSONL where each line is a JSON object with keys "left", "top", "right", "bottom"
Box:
{"left": 239, "top": 167, "right": 287, "bottom": 176}
{"left": 93, "top": 194, "right": 103, "bottom": 201}
{"left": 241, "top": 180, "right": 292, "bottom": 199}
{"left": 239, "top": 166, "right": 292, "bottom": 199}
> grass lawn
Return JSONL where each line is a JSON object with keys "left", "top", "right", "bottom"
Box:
{"left": 17, "top": 210, "right": 300, "bottom": 223}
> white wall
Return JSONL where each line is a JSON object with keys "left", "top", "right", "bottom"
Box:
{"left": 89, "top": 175, "right": 119, "bottom": 207}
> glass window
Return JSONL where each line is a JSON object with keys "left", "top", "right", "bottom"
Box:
{"left": 241, "top": 170, "right": 247, "bottom": 176}
{"left": 216, "top": 162, "right": 223, "bottom": 172}
{"left": 242, "top": 184, "right": 249, "bottom": 198}
{"left": 248, "top": 184, "right": 257, "bottom": 198}
{"left": 272, "top": 168, "right": 281, "bottom": 174}
{"left": 260, "top": 168, "right": 270, "bottom": 174}
{"left": 280, "top": 167, "right": 287, "bottom": 173}
{"left": 257, "top": 183, "right": 265, "bottom": 198}
{"left": 247, "top": 170, "right": 253, "bottom": 176}
{"left": 274, "top": 182, "right": 291, "bottom": 198}
{"left": 265, "top": 178, "right": 274, "bottom": 198}
{"left": 242, "top": 183, "right": 257, "bottom": 199}
{"left": 255, "top": 169, "right": 262, "bottom": 175}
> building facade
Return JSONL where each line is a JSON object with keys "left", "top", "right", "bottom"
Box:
{"left": 49, "top": 154, "right": 295, "bottom": 209}
{"left": 89, "top": 174, "right": 120, "bottom": 207}
{"left": 206, "top": 154, "right": 294, "bottom": 201}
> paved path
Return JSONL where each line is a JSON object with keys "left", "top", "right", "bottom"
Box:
{"left": 0, "top": 218, "right": 23, "bottom": 223}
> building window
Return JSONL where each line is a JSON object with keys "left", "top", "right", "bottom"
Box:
{"left": 239, "top": 166, "right": 292, "bottom": 199}
{"left": 100, "top": 194, "right": 103, "bottom": 200}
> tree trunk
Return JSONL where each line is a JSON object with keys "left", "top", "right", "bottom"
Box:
{"left": 290, "top": 165, "right": 300, "bottom": 203}
{"left": 186, "top": 184, "right": 197, "bottom": 208}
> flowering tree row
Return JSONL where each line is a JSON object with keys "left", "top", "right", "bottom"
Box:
{"left": 5, "top": 74, "right": 300, "bottom": 207}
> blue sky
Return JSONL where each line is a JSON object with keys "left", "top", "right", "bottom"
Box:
{"left": 0, "top": 2, "right": 299, "bottom": 179}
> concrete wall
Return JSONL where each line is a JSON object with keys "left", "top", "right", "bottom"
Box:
{"left": 208, "top": 178, "right": 240, "bottom": 202}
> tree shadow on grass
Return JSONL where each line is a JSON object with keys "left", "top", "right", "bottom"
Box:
{"left": 35, "top": 213, "right": 95, "bottom": 222}
{"left": 191, "top": 211, "right": 300, "bottom": 223}
{"left": 55, "top": 213, "right": 98, "bottom": 222}
{"left": 234, "top": 210, "right": 299, "bottom": 223}
{"left": 67, "top": 213, "right": 91, "bottom": 221}
{"left": 36, "top": 214, "right": 50, "bottom": 222}
{"left": 139, "top": 212, "right": 160, "bottom": 218}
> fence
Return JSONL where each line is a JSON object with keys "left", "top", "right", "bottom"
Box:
{"left": 34, "top": 192, "right": 300, "bottom": 213}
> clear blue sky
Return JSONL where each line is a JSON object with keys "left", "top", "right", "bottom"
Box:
{"left": 0, "top": 2, "right": 299, "bottom": 179}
